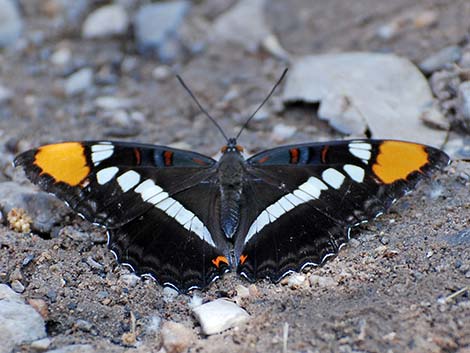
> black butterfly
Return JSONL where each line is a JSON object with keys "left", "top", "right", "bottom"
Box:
{"left": 14, "top": 71, "right": 449, "bottom": 292}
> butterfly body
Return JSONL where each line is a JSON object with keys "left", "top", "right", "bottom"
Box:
{"left": 15, "top": 138, "right": 449, "bottom": 292}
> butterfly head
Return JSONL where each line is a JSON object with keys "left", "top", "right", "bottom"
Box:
{"left": 221, "top": 138, "right": 244, "bottom": 154}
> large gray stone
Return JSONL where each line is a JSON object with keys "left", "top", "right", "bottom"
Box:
{"left": 0, "top": 0, "right": 22, "bottom": 47}
{"left": 283, "top": 53, "right": 447, "bottom": 147}
{"left": 134, "top": 1, "right": 190, "bottom": 62}
{"left": 0, "top": 285, "right": 46, "bottom": 353}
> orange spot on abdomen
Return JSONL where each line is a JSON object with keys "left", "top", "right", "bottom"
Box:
{"left": 372, "top": 141, "right": 428, "bottom": 184}
{"left": 34, "top": 142, "right": 90, "bottom": 186}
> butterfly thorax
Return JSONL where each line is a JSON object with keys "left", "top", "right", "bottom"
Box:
{"left": 218, "top": 141, "right": 246, "bottom": 239}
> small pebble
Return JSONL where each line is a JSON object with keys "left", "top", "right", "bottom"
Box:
{"left": 0, "top": 0, "right": 23, "bottom": 47}
{"left": 309, "top": 274, "right": 337, "bottom": 288}
{"left": 95, "top": 96, "right": 133, "bottom": 110}
{"left": 457, "top": 81, "right": 470, "bottom": 123}
{"left": 30, "top": 337, "right": 51, "bottom": 351}
{"left": 0, "top": 284, "right": 22, "bottom": 302}
{"left": 376, "top": 21, "right": 400, "bottom": 40}
{"left": 0, "top": 84, "right": 12, "bottom": 104}
{"left": 163, "top": 286, "right": 179, "bottom": 303}
{"left": 120, "top": 274, "right": 140, "bottom": 288}
{"left": 146, "top": 316, "right": 161, "bottom": 335}
{"left": 82, "top": 4, "right": 129, "bottom": 39}
{"left": 64, "top": 67, "right": 93, "bottom": 96}
{"left": 10, "top": 279, "right": 25, "bottom": 293}
{"left": 50, "top": 47, "right": 71, "bottom": 66}
{"left": 189, "top": 294, "right": 203, "bottom": 308}
{"left": 134, "top": 1, "right": 190, "bottom": 62}
{"left": 271, "top": 124, "right": 296, "bottom": 142}
{"left": 235, "top": 284, "right": 250, "bottom": 298}
{"left": 286, "top": 274, "right": 308, "bottom": 289}
{"left": 192, "top": 299, "right": 250, "bottom": 335}
{"left": 74, "top": 319, "right": 93, "bottom": 332}
{"left": 27, "top": 298, "right": 48, "bottom": 320}
{"left": 419, "top": 46, "right": 462, "bottom": 74}
{"left": 161, "top": 321, "right": 195, "bottom": 353}
{"left": 86, "top": 257, "right": 104, "bottom": 271}
{"left": 152, "top": 65, "right": 172, "bottom": 81}
{"left": 413, "top": 10, "right": 438, "bottom": 29}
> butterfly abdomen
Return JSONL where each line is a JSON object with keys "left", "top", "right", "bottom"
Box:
{"left": 218, "top": 149, "right": 246, "bottom": 239}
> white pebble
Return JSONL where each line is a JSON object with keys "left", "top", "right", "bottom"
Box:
{"left": 82, "top": 4, "right": 129, "bottom": 39}
{"left": 161, "top": 321, "right": 195, "bottom": 353}
{"left": 192, "top": 299, "right": 250, "bottom": 335}
{"left": 309, "top": 274, "right": 337, "bottom": 288}
{"left": 271, "top": 123, "right": 297, "bottom": 142}
{"left": 64, "top": 68, "right": 93, "bottom": 96}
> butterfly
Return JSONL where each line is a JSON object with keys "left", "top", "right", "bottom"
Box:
{"left": 14, "top": 70, "right": 450, "bottom": 292}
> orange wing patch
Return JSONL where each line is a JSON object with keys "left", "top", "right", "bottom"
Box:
{"left": 372, "top": 141, "right": 429, "bottom": 184}
{"left": 239, "top": 254, "right": 248, "bottom": 265}
{"left": 34, "top": 142, "right": 90, "bottom": 186}
{"left": 212, "top": 256, "right": 229, "bottom": 268}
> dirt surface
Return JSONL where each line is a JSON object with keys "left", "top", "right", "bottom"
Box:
{"left": 0, "top": 0, "right": 469, "bottom": 352}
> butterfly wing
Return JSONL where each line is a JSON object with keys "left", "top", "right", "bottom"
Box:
{"left": 235, "top": 139, "right": 449, "bottom": 282}
{"left": 15, "top": 141, "right": 229, "bottom": 292}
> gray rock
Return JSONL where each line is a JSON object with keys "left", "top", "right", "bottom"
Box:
{"left": 271, "top": 123, "right": 297, "bottom": 143}
{"left": 161, "top": 321, "right": 195, "bottom": 353}
{"left": 82, "top": 4, "right": 129, "bottom": 39}
{"left": 283, "top": 53, "right": 446, "bottom": 147}
{"left": 0, "top": 284, "right": 22, "bottom": 303}
{"left": 286, "top": 273, "right": 308, "bottom": 289}
{"left": 44, "top": 345, "right": 96, "bottom": 353}
{"left": 30, "top": 337, "right": 52, "bottom": 351}
{"left": 163, "top": 286, "right": 179, "bottom": 303}
{"left": 0, "top": 291, "right": 46, "bottom": 353}
{"left": 0, "top": 0, "right": 22, "bottom": 47}
{"left": 192, "top": 299, "right": 250, "bottom": 335}
{"left": 134, "top": 1, "right": 190, "bottom": 62}
{"left": 10, "top": 280, "right": 25, "bottom": 293}
{"left": 210, "top": 0, "right": 271, "bottom": 51}
{"left": 318, "top": 93, "right": 367, "bottom": 135}
{"left": 0, "top": 84, "right": 12, "bottom": 104}
{"left": 0, "top": 182, "right": 71, "bottom": 234}
{"left": 309, "top": 274, "right": 337, "bottom": 288}
{"left": 419, "top": 46, "right": 462, "bottom": 74}
{"left": 457, "top": 81, "right": 470, "bottom": 124}
{"left": 50, "top": 47, "right": 72, "bottom": 66}
{"left": 94, "top": 96, "right": 134, "bottom": 110}
{"left": 64, "top": 68, "right": 93, "bottom": 96}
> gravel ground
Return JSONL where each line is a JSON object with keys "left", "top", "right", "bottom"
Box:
{"left": 0, "top": 1, "right": 469, "bottom": 352}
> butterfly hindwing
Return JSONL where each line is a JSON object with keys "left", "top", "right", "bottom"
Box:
{"left": 236, "top": 140, "right": 449, "bottom": 281}
{"left": 14, "top": 141, "right": 229, "bottom": 292}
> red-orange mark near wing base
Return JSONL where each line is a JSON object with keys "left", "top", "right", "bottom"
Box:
{"left": 193, "top": 158, "right": 209, "bottom": 166}
{"left": 289, "top": 148, "right": 299, "bottom": 164}
{"left": 34, "top": 142, "right": 90, "bottom": 187}
{"left": 212, "top": 256, "right": 229, "bottom": 268}
{"left": 257, "top": 156, "right": 270, "bottom": 164}
{"left": 239, "top": 254, "right": 248, "bottom": 265}
{"left": 133, "top": 148, "right": 141, "bottom": 165}
{"left": 372, "top": 141, "right": 428, "bottom": 184}
{"left": 236, "top": 145, "right": 244, "bottom": 152}
{"left": 163, "top": 151, "right": 173, "bottom": 166}
{"left": 220, "top": 146, "right": 228, "bottom": 153}
{"left": 321, "top": 145, "right": 329, "bottom": 163}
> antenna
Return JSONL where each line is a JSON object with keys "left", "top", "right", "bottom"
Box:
{"left": 176, "top": 75, "right": 229, "bottom": 143}
{"left": 235, "top": 68, "right": 288, "bottom": 140}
